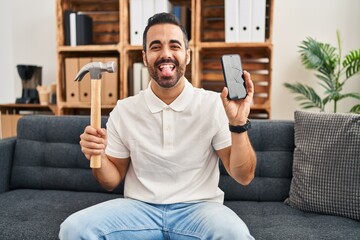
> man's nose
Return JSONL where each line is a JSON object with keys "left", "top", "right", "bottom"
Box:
{"left": 159, "top": 46, "right": 172, "bottom": 59}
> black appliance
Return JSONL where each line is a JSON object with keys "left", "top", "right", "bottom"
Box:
{"left": 15, "top": 65, "right": 42, "bottom": 104}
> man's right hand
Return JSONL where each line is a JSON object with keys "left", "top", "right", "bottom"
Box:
{"left": 79, "top": 126, "right": 107, "bottom": 161}
{"left": 79, "top": 125, "right": 130, "bottom": 191}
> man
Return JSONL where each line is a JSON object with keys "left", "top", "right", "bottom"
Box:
{"left": 59, "top": 12, "right": 256, "bottom": 239}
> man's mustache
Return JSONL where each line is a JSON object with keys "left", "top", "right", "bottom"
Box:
{"left": 155, "top": 58, "right": 179, "bottom": 68}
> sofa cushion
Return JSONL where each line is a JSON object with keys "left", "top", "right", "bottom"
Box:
{"left": 220, "top": 120, "right": 294, "bottom": 201}
{"left": 226, "top": 201, "right": 360, "bottom": 240}
{"left": 285, "top": 111, "right": 360, "bottom": 221}
{"left": 10, "top": 115, "right": 123, "bottom": 194}
{"left": 0, "top": 189, "right": 121, "bottom": 240}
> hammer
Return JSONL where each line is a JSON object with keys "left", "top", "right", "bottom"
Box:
{"left": 74, "top": 61, "right": 117, "bottom": 168}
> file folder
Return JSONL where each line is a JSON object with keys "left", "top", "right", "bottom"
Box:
{"left": 133, "top": 62, "right": 143, "bottom": 95}
{"left": 65, "top": 58, "right": 80, "bottom": 102}
{"left": 154, "top": 0, "right": 171, "bottom": 13}
{"left": 225, "top": 0, "right": 239, "bottom": 42}
{"left": 103, "top": 57, "right": 119, "bottom": 105}
{"left": 69, "top": 13, "right": 77, "bottom": 46}
{"left": 143, "top": 0, "right": 155, "bottom": 30}
{"left": 76, "top": 13, "right": 93, "bottom": 45}
{"left": 251, "top": 0, "right": 266, "bottom": 42}
{"left": 141, "top": 65, "right": 150, "bottom": 90}
{"left": 11, "top": 115, "right": 22, "bottom": 137}
{"left": 64, "top": 10, "right": 76, "bottom": 45}
{"left": 0, "top": 114, "right": 12, "bottom": 139}
{"left": 239, "top": 0, "right": 252, "bottom": 42}
{"left": 130, "top": 0, "right": 143, "bottom": 45}
{"left": 79, "top": 57, "right": 92, "bottom": 103}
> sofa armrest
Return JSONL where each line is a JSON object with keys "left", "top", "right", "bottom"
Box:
{"left": 0, "top": 137, "right": 16, "bottom": 193}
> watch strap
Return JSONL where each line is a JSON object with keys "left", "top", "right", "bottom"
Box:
{"left": 229, "top": 120, "right": 251, "bottom": 133}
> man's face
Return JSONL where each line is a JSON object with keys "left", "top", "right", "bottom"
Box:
{"left": 143, "top": 23, "right": 190, "bottom": 89}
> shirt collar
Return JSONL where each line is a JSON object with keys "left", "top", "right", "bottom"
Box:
{"left": 145, "top": 78, "right": 194, "bottom": 113}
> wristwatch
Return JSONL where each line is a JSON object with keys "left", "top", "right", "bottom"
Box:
{"left": 229, "top": 119, "right": 251, "bottom": 133}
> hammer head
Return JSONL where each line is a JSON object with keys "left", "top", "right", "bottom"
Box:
{"left": 74, "top": 61, "right": 117, "bottom": 81}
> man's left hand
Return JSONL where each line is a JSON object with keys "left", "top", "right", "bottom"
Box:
{"left": 220, "top": 70, "right": 254, "bottom": 126}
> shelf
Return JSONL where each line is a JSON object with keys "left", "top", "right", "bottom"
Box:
{"left": 55, "top": 0, "right": 274, "bottom": 118}
{"left": 198, "top": 42, "right": 272, "bottom": 50}
{"left": 124, "top": 45, "right": 143, "bottom": 51}
{"left": 0, "top": 104, "right": 58, "bottom": 115}
{"left": 59, "top": 102, "right": 115, "bottom": 109}
{"left": 57, "top": 44, "right": 119, "bottom": 53}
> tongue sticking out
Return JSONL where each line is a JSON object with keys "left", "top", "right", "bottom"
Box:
{"left": 159, "top": 64, "right": 174, "bottom": 77}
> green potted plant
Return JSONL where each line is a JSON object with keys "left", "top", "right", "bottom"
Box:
{"left": 284, "top": 31, "right": 360, "bottom": 113}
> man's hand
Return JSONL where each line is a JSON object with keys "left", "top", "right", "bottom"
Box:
{"left": 220, "top": 70, "right": 254, "bottom": 125}
{"left": 79, "top": 126, "right": 107, "bottom": 161}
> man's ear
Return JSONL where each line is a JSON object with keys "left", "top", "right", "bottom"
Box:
{"left": 142, "top": 50, "right": 147, "bottom": 66}
{"left": 186, "top": 49, "right": 191, "bottom": 65}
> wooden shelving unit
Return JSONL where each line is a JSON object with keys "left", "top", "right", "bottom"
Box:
{"left": 0, "top": 104, "right": 57, "bottom": 139}
{"left": 55, "top": 0, "right": 274, "bottom": 118}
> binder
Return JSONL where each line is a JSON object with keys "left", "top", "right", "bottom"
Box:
{"left": 130, "top": 0, "right": 143, "bottom": 45}
{"left": 154, "top": 0, "right": 171, "bottom": 13}
{"left": 69, "top": 13, "right": 77, "bottom": 46}
{"left": 239, "top": 0, "right": 252, "bottom": 42}
{"left": 141, "top": 65, "right": 150, "bottom": 90}
{"left": 76, "top": 13, "right": 93, "bottom": 45}
{"left": 171, "top": 6, "right": 181, "bottom": 20}
{"left": 224, "top": 0, "right": 239, "bottom": 42}
{"left": 251, "top": 0, "right": 266, "bottom": 42}
{"left": 133, "top": 62, "right": 143, "bottom": 95}
{"left": 11, "top": 115, "right": 22, "bottom": 137}
{"left": 103, "top": 57, "right": 119, "bottom": 105}
{"left": 65, "top": 58, "right": 80, "bottom": 102}
{"left": 143, "top": 0, "right": 155, "bottom": 30}
{"left": 64, "top": 10, "right": 75, "bottom": 45}
{"left": 65, "top": 11, "right": 93, "bottom": 46}
{"left": 79, "top": 57, "right": 92, "bottom": 103}
{"left": 0, "top": 114, "right": 11, "bottom": 139}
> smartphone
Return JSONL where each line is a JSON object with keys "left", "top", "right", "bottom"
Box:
{"left": 221, "top": 54, "right": 247, "bottom": 100}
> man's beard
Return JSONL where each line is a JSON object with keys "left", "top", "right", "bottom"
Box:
{"left": 147, "top": 58, "right": 186, "bottom": 89}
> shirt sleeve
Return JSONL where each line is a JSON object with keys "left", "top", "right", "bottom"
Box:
{"left": 105, "top": 105, "right": 131, "bottom": 159}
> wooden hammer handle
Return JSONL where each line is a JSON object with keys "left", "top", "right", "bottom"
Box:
{"left": 90, "top": 79, "right": 102, "bottom": 168}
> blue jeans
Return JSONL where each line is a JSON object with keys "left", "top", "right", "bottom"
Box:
{"left": 59, "top": 198, "right": 254, "bottom": 240}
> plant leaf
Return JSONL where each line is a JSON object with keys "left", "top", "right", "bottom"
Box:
{"left": 284, "top": 82, "right": 323, "bottom": 110}
{"left": 315, "top": 73, "right": 335, "bottom": 90}
{"left": 343, "top": 49, "right": 360, "bottom": 79}
{"left": 299, "top": 37, "right": 338, "bottom": 77}
{"left": 340, "top": 92, "right": 360, "bottom": 100}
{"left": 350, "top": 104, "right": 360, "bottom": 114}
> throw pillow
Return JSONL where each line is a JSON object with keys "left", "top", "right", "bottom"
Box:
{"left": 285, "top": 110, "right": 360, "bottom": 221}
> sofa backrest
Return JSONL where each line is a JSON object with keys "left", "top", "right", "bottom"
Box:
{"left": 11, "top": 116, "right": 294, "bottom": 201}
{"left": 10, "top": 115, "right": 123, "bottom": 194}
{"left": 220, "top": 120, "right": 295, "bottom": 201}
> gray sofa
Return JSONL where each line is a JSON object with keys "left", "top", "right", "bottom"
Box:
{"left": 0, "top": 115, "right": 359, "bottom": 240}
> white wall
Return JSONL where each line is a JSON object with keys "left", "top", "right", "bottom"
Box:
{"left": 0, "top": 0, "right": 359, "bottom": 120}
{"left": 273, "top": 0, "right": 360, "bottom": 119}
{"left": 0, "top": 1, "right": 14, "bottom": 103}
{"left": 0, "top": 0, "right": 56, "bottom": 103}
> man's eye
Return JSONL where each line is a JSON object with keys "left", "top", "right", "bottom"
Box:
{"left": 151, "top": 46, "right": 160, "bottom": 50}
{"left": 171, "top": 45, "right": 181, "bottom": 49}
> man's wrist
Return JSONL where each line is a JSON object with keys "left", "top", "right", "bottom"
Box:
{"left": 229, "top": 119, "right": 251, "bottom": 133}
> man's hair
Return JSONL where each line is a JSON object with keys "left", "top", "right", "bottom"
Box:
{"left": 143, "top": 12, "right": 189, "bottom": 51}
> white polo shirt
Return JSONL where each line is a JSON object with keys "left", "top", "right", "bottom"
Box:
{"left": 105, "top": 79, "right": 231, "bottom": 204}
